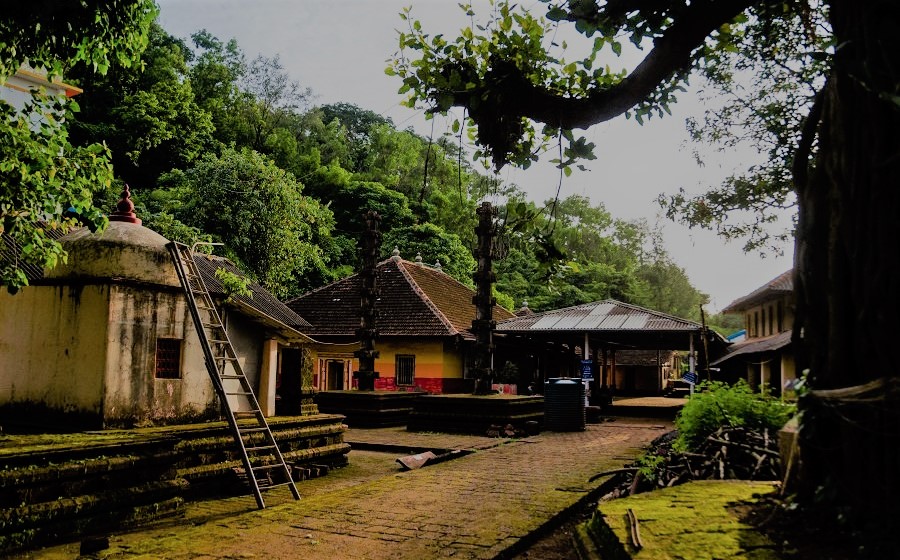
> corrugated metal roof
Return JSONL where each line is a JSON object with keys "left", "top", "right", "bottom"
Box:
{"left": 496, "top": 299, "right": 703, "bottom": 333}
{"left": 722, "top": 269, "right": 794, "bottom": 313}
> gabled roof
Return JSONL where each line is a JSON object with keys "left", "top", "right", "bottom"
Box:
{"left": 497, "top": 299, "right": 704, "bottom": 333}
{"left": 496, "top": 299, "right": 726, "bottom": 350}
{"left": 710, "top": 330, "right": 792, "bottom": 366}
{"left": 722, "top": 269, "right": 794, "bottom": 313}
{"left": 285, "top": 257, "right": 515, "bottom": 340}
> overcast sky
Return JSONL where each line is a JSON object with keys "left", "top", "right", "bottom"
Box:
{"left": 156, "top": 0, "right": 794, "bottom": 314}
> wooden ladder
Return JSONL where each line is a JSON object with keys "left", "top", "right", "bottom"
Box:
{"left": 167, "top": 241, "right": 300, "bottom": 508}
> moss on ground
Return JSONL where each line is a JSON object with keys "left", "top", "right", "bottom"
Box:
{"left": 578, "top": 480, "right": 780, "bottom": 560}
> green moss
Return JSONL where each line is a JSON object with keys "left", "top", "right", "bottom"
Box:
{"left": 582, "top": 481, "right": 780, "bottom": 560}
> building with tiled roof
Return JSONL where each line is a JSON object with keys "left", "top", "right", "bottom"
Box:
{"left": 287, "top": 252, "right": 515, "bottom": 394}
{"left": 713, "top": 269, "right": 797, "bottom": 394}
{"left": 0, "top": 190, "right": 315, "bottom": 429}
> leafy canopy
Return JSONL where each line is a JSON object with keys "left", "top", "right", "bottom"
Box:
{"left": 1, "top": 0, "right": 156, "bottom": 293}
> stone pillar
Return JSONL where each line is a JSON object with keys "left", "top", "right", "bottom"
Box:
{"left": 471, "top": 202, "right": 497, "bottom": 395}
{"left": 299, "top": 346, "right": 319, "bottom": 415}
{"left": 354, "top": 210, "right": 381, "bottom": 391}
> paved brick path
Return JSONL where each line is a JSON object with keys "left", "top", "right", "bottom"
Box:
{"left": 23, "top": 420, "right": 670, "bottom": 560}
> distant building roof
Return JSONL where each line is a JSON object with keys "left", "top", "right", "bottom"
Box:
{"left": 286, "top": 257, "right": 515, "bottom": 340}
{"left": 722, "top": 270, "right": 794, "bottom": 313}
{"left": 496, "top": 299, "right": 727, "bottom": 350}
{"left": 710, "top": 330, "right": 792, "bottom": 366}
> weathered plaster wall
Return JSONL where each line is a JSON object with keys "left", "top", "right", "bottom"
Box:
{"left": 219, "top": 310, "right": 264, "bottom": 413}
{"left": 102, "top": 286, "right": 217, "bottom": 426}
{"left": 0, "top": 285, "right": 109, "bottom": 424}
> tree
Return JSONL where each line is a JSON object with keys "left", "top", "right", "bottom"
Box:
{"left": 164, "top": 147, "right": 334, "bottom": 298}
{"left": 381, "top": 223, "right": 477, "bottom": 288}
{"left": 1, "top": 0, "right": 157, "bottom": 293}
{"left": 393, "top": 0, "right": 900, "bottom": 537}
{"left": 69, "top": 24, "right": 216, "bottom": 189}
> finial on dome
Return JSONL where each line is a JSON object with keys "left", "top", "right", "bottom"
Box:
{"left": 434, "top": 259, "right": 442, "bottom": 271}
{"left": 109, "top": 184, "right": 141, "bottom": 224}
{"left": 415, "top": 251, "right": 423, "bottom": 264}
{"left": 391, "top": 246, "right": 401, "bottom": 261}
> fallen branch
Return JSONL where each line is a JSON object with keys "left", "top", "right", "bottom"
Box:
{"left": 588, "top": 467, "right": 639, "bottom": 482}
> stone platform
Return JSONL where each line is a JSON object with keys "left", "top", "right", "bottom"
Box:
{"left": 315, "top": 390, "right": 425, "bottom": 427}
{"left": 407, "top": 394, "right": 544, "bottom": 435}
{"left": 0, "top": 414, "right": 348, "bottom": 553}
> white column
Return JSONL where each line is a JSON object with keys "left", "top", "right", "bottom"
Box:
{"left": 258, "top": 339, "right": 279, "bottom": 417}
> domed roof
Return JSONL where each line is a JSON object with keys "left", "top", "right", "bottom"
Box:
{"left": 46, "top": 187, "right": 179, "bottom": 287}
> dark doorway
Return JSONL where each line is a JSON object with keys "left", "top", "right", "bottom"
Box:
{"left": 276, "top": 348, "right": 303, "bottom": 415}
{"left": 326, "top": 360, "right": 345, "bottom": 390}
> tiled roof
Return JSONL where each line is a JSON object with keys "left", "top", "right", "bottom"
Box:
{"left": 286, "top": 258, "right": 515, "bottom": 340}
{"left": 722, "top": 269, "right": 794, "bottom": 313}
{"left": 497, "top": 300, "right": 704, "bottom": 333}
{"left": 711, "top": 330, "right": 792, "bottom": 366}
{"left": 192, "top": 254, "right": 311, "bottom": 331}
{"left": 1, "top": 227, "right": 68, "bottom": 283}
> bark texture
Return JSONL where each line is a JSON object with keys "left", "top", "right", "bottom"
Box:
{"left": 795, "top": 0, "right": 900, "bottom": 535}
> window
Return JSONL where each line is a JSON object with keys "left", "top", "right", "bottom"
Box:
{"left": 395, "top": 355, "right": 415, "bottom": 386}
{"left": 155, "top": 338, "right": 182, "bottom": 379}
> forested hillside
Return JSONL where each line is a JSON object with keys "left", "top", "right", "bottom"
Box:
{"left": 64, "top": 20, "right": 708, "bottom": 319}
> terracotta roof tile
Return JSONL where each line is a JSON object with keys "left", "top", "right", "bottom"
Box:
{"left": 286, "top": 258, "right": 514, "bottom": 339}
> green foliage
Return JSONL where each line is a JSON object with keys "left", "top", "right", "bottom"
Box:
{"left": 166, "top": 147, "right": 334, "bottom": 298}
{"left": 382, "top": 223, "right": 476, "bottom": 287}
{"left": 214, "top": 267, "right": 252, "bottom": 302}
{"left": 0, "top": 97, "right": 114, "bottom": 293}
{"left": 0, "top": 0, "right": 155, "bottom": 292}
{"left": 0, "top": 1, "right": 156, "bottom": 81}
{"left": 636, "top": 452, "right": 667, "bottom": 485}
{"left": 674, "top": 380, "right": 795, "bottom": 453}
{"left": 69, "top": 23, "right": 216, "bottom": 188}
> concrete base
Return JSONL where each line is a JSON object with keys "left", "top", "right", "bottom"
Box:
{"left": 407, "top": 394, "right": 544, "bottom": 435}
{"left": 315, "top": 390, "right": 426, "bottom": 427}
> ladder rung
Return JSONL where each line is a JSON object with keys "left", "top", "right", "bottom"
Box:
{"left": 209, "top": 340, "right": 229, "bottom": 345}
{"left": 260, "top": 482, "right": 297, "bottom": 491}
{"left": 227, "top": 391, "right": 255, "bottom": 396}
{"left": 252, "top": 464, "right": 281, "bottom": 471}
{"left": 220, "top": 374, "right": 246, "bottom": 380}
{"left": 239, "top": 427, "right": 268, "bottom": 434}
{"left": 202, "top": 323, "right": 223, "bottom": 329}
{"left": 245, "top": 445, "right": 276, "bottom": 452}
{"left": 215, "top": 356, "right": 238, "bottom": 361}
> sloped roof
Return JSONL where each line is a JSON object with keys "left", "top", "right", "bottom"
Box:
{"left": 710, "top": 330, "right": 792, "bottom": 366}
{"left": 497, "top": 299, "right": 703, "bottom": 333}
{"left": 496, "top": 299, "right": 726, "bottom": 350}
{"left": 286, "top": 257, "right": 515, "bottom": 340}
{"left": 192, "top": 253, "right": 311, "bottom": 333}
{"left": 1, "top": 227, "right": 68, "bottom": 283}
{"left": 722, "top": 269, "right": 794, "bottom": 313}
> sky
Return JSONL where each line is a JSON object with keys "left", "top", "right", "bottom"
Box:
{"left": 156, "top": 0, "right": 794, "bottom": 313}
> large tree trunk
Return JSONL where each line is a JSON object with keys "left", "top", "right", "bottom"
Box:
{"left": 795, "top": 0, "right": 900, "bottom": 535}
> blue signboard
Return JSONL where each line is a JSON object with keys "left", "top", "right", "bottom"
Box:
{"left": 581, "top": 360, "right": 594, "bottom": 380}
{"left": 683, "top": 371, "right": 698, "bottom": 385}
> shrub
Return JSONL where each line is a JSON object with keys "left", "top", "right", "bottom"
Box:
{"left": 674, "top": 380, "right": 795, "bottom": 452}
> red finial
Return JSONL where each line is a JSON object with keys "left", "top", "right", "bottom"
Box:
{"left": 109, "top": 184, "right": 141, "bottom": 224}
